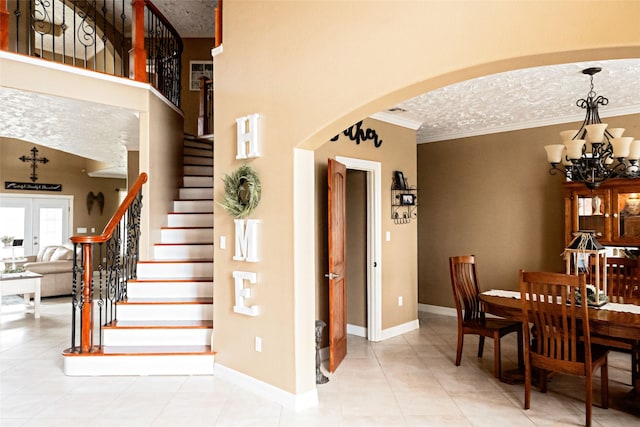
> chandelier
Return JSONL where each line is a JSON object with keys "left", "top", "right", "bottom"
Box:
{"left": 544, "top": 67, "right": 638, "bottom": 190}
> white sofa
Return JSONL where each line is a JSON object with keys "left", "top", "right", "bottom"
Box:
{"left": 23, "top": 245, "right": 74, "bottom": 297}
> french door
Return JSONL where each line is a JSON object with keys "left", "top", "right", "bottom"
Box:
{"left": 0, "top": 195, "right": 72, "bottom": 257}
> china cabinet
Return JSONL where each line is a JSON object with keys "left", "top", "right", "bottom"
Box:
{"left": 564, "top": 178, "right": 640, "bottom": 246}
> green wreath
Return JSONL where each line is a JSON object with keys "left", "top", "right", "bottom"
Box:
{"left": 219, "top": 165, "right": 262, "bottom": 218}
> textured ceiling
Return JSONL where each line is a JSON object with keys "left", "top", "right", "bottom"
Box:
{"left": 0, "top": 85, "right": 137, "bottom": 178}
{"left": 375, "top": 59, "right": 640, "bottom": 143}
{"left": 153, "top": 0, "right": 217, "bottom": 38}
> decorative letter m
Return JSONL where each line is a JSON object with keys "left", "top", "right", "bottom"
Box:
{"left": 234, "top": 219, "right": 259, "bottom": 262}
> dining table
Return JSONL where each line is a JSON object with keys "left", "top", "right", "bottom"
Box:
{"left": 479, "top": 290, "right": 640, "bottom": 400}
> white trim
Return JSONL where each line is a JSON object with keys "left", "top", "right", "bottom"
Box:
{"left": 335, "top": 156, "right": 382, "bottom": 342}
{"left": 211, "top": 45, "right": 224, "bottom": 58}
{"left": 0, "top": 50, "right": 183, "bottom": 117}
{"left": 347, "top": 323, "right": 367, "bottom": 338}
{"left": 215, "top": 363, "right": 319, "bottom": 412}
{"left": 418, "top": 303, "right": 457, "bottom": 317}
{"left": 370, "top": 111, "right": 422, "bottom": 130}
{"left": 379, "top": 319, "right": 420, "bottom": 341}
{"left": 293, "top": 148, "right": 317, "bottom": 395}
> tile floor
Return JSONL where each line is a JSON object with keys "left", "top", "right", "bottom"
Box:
{"left": 1, "top": 297, "right": 639, "bottom": 426}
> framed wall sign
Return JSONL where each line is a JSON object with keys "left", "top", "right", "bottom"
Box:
{"left": 189, "top": 60, "right": 213, "bottom": 91}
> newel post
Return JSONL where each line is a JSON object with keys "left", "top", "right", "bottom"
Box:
{"left": 0, "top": 0, "right": 9, "bottom": 51}
{"left": 129, "top": 0, "right": 146, "bottom": 82}
{"left": 81, "top": 243, "right": 94, "bottom": 352}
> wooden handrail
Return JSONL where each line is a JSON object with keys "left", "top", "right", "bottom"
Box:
{"left": 0, "top": 0, "right": 9, "bottom": 51}
{"left": 215, "top": 0, "right": 222, "bottom": 47}
{"left": 69, "top": 172, "right": 147, "bottom": 353}
{"left": 71, "top": 172, "right": 148, "bottom": 244}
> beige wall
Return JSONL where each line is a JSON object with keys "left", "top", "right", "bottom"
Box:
{"left": 215, "top": 0, "right": 640, "bottom": 397}
{"left": 418, "top": 113, "right": 640, "bottom": 308}
{"left": 181, "top": 38, "right": 216, "bottom": 136}
{"left": 314, "top": 119, "right": 418, "bottom": 333}
{"left": 346, "top": 169, "right": 367, "bottom": 328}
{"left": 0, "top": 137, "right": 126, "bottom": 246}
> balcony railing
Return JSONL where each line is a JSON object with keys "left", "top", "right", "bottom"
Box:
{"left": 1, "top": 0, "right": 182, "bottom": 107}
{"left": 65, "top": 172, "right": 147, "bottom": 354}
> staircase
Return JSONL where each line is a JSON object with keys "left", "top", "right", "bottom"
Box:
{"left": 63, "top": 136, "right": 216, "bottom": 375}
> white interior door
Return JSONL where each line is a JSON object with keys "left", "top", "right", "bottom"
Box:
{"left": 0, "top": 195, "right": 72, "bottom": 257}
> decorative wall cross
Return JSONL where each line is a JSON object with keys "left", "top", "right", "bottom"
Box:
{"left": 19, "top": 147, "right": 49, "bottom": 182}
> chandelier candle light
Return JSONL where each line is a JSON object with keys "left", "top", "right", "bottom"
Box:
{"left": 544, "top": 67, "right": 639, "bottom": 190}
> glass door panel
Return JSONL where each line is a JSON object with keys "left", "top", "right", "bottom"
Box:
{"left": 615, "top": 190, "right": 640, "bottom": 241}
{"left": 576, "top": 193, "right": 606, "bottom": 239}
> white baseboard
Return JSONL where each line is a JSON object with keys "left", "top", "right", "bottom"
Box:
{"left": 418, "top": 303, "right": 456, "bottom": 317}
{"left": 214, "top": 363, "right": 318, "bottom": 412}
{"left": 347, "top": 323, "right": 367, "bottom": 337}
{"left": 379, "top": 319, "right": 419, "bottom": 340}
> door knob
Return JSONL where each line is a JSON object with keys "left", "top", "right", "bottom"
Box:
{"left": 324, "top": 272, "right": 341, "bottom": 280}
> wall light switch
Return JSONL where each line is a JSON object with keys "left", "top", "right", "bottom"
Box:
{"left": 77, "top": 227, "right": 87, "bottom": 233}
{"left": 255, "top": 336, "right": 262, "bottom": 352}
{"left": 220, "top": 236, "right": 226, "bottom": 250}
{"left": 386, "top": 231, "right": 391, "bottom": 241}
{"left": 398, "top": 296, "right": 403, "bottom": 306}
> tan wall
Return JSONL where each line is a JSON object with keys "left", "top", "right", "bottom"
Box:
{"left": 215, "top": 0, "right": 640, "bottom": 396}
{"left": 139, "top": 93, "right": 184, "bottom": 255}
{"left": 0, "top": 137, "right": 126, "bottom": 247}
{"left": 181, "top": 38, "right": 215, "bottom": 136}
{"left": 346, "top": 169, "right": 367, "bottom": 328}
{"left": 314, "top": 119, "right": 418, "bottom": 333}
{"left": 418, "top": 113, "right": 640, "bottom": 308}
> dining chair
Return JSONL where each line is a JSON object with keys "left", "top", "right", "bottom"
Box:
{"left": 449, "top": 255, "right": 523, "bottom": 379}
{"left": 519, "top": 270, "right": 609, "bottom": 427}
{"left": 592, "top": 257, "right": 640, "bottom": 391}
{"left": 604, "top": 257, "right": 638, "bottom": 298}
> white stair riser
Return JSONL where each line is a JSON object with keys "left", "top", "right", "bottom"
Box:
{"left": 64, "top": 354, "right": 215, "bottom": 376}
{"left": 179, "top": 187, "right": 213, "bottom": 200}
{"left": 173, "top": 200, "right": 213, "bottom": 213}
{"left": 138, "top": 262, "right": 212, "bottom": 278}
{"left": 117, "top": 304, "right": 213, "bottom": 320}
{"left": 153, "top": 244, "right": 214, "bottom": 260}
{"left": 183, "top": 176, "right": 213, "bottom": 188}
{"left": 128, "top": 281, "right": 213, "bottom": 298}
{"left": 167, "top": 213, "right": 213, "bottom": 227}
{"left": 103, "top": 328, "right": 212, "bottom": 346}
{"left": 184, "top": 155, "right": 213, "bottom": 166}
{"left": 184, "top": 165, "right": 213, "bottom": 176}
{"left": 160, "top": 228, "right": 213, "bottom": 244}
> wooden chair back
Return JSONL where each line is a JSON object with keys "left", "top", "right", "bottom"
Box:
{"left": 449, "top": 255, "right": 483, "bottom": 323}
{"left": 605, "top": 257, "right": 638, "bottom": 298}
{"left": 519, "top": 271, "right": 591, "bottom": 375}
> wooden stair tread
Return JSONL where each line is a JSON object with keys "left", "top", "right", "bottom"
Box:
{"left": 121, "top": 297, "right": 213, "bottom": 304}
{"left": 153, "top": 242, "right": 214, "bottom": 246}
{"left": 129, "top": 277, "right": 213, "bottom": 283}
{"left": 104, "top": 345, "right": 214, "bottom": 355}
{"left": 64, "top": 345, "right": 215, "bottom": 356}
{"left": 160, "top": 226, "right": 213, "bottom": 230}
{"left": 138, "top": 259, "right": 213, "bottom": 263}
{"left": 167, "top": 212, "right": 213, "bottom": 215}
{"left": 104, "top": 320, "right": 213, "bottom": 329}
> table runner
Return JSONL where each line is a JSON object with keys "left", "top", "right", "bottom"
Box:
{"left": 482, "top": 290, "right": 640, "bottom": 314}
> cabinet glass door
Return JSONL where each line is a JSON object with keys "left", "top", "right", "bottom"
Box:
{"left": 614, "top": 190, "right": 640, "bottom": 241}
{"left": 576, "top": 192, "right": 607, "bottom": 239}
